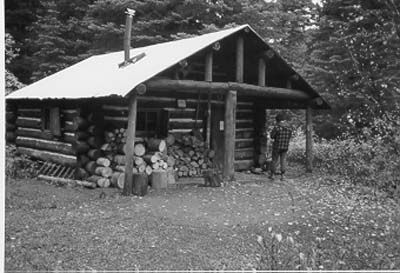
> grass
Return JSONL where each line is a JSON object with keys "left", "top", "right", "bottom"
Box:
{"left": 5, "top": 167, "right": 400, "bottom": 270}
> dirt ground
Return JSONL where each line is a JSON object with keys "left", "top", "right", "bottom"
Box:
{"left": 5, "top": 170, "right": 400, "bottom": 270}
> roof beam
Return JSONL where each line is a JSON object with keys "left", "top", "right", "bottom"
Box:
{"left": 145, "top": 79, "right": 311, "bottom": 101}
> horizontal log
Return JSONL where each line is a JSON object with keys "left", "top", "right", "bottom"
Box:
{"left": 38, "top": 175, "right": 96, "bottom": 189}
{"left": 16, "top": 127, "right": 52, "bottom": 140}
{"left": 63, "top": 132, "right": 76, "bottom": 143}
{"left": 235, "top": 138, "right": 254, "bottom": 149}
{"left": 16, "top": 136, "right": 74, "bottom": 155}
{"left": 234, "top": 159, "right": 254, "bottom": 171}
{"left": 6, "top": 123, "right": 16, "bottom": 131}
{"left": 166, "top": 108, "right": 196, "bottom": 119}
{"left": 235, "top": 148, "right": 254, "bottom": 160}
{"left": 146, "top": 79, "right": 311, "bottom": 101}
{"left": 169, "top": 119, "right": 203, "bottom": 130}
{"left": 236, "top": 128, "right": 254, "bottom": 139}
{"left": 6, "top": 112, "right": 17, "bottom": 122}
{"left": 64, "top": 121, "right": 75, "bottom": 132}
{"left": 73, "top": 141, "right": 91, "bottom": 154}
{"left": 16, "top": 117, "right": 42, "bottom": 129}
{"left": 6, "top": 131, "right": 16, "bottom": 142}
{"left": 17, "top": 147, "right": 76, "bottom": 166}
{"left": 60, "top": 109, "right": 79, "bottom": 120}
{"left": 236, "top": 120, "right": 253, "bottom": 129}
{"left": 17, "top": 108, "right": 42, "bottom": 118}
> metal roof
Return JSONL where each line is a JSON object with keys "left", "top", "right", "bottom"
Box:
{"left": 6, "top": 25, "right": 248, "bottom": 100}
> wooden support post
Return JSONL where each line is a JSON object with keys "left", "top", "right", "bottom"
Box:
{"left": 258, "top": 58, "right": 266, "bottom": 87}
{"left": 224, "top": 90, "right": 237, "bottom": 181}
{"left": 305, "top": 106, "right": 313, "bottom": 172}
{"left": 123, "top": 92, "right": 138, "bottom": 195}
{"left": 205, "top": 51, "right": 213, "bottom": 148}
{"left": 236, "top": 36, "right": 244, "bottom": 83}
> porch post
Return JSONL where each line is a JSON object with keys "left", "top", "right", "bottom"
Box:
{"left": 258, "top": 58, "right": 266, "bottom": 86}
{"left": 123, "top": 92, "right": 138, "bottom": 195}
{"left": 305, "top": 105, "right": 313, "bottom": 172}
{"left": 224, "top": 90, "right": 237, "bottom": 180}
{"left": 205, "top": 51, "right": 213, "bottom": 148}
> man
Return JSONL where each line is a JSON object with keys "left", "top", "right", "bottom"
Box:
{"left": 269, "top": 113, "right": 292, "bottom": 181}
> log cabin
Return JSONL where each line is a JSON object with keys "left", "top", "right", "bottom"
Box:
{"left": 6, "top": 20, "right": 329, "bottom": 190}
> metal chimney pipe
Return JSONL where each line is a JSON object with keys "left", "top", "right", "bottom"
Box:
{"left": 124, "top": 9, "right": 135, "bottom": 62}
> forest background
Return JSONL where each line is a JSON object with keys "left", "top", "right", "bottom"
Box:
{"left": 4, "top": 0, "right": 400, "bottom": 195}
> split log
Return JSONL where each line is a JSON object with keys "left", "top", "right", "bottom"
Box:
{"left": 111, "top": 172, "right": 121, "bottom": 186}
{"left": 87, "top": 175, "right": 110, "bottom": 188}
{"left": 150, "top": 170, "right": 168, "bottom": 190}
{"left": 134, "top": 156, "right": 145, "bottom": 166}
{"left": 72, "top": 116, "right": 89, "bottom": 130}
{"left": 166, "top": 134, "right": 175, "bottom": 145}
{"left": 117, "top": 173, "right": 125, "bottom": 189}
{"left": 87, "top": 125, "right": 102, "bottom": 136}
{"left": 96, "top": 157, "right": 111, "bottom": 167}
{"left": 17, "top": 147, "right": 76, "bottom": 166}
{"left": 73, "top": 141, "right": 91, "bottom": 154}
{"left": 75, "top": 131, "right": 89, "bottom": 140}
{"left": 133, "top": 143, "right": 146, "bottom": 156}
{"left": 145, "top": 165, "right": 153, "bottom": 175}
{"left": 138, "top": 164, "right": 146, "bottom": 173}
{"left": 87, "top": 136, "right": 103, "bottom": 148}
{"left": 114, "top": 165, "right": 125, "bottom": 172}
{"left": 78, "top": 154, "right": 90, "bottom": 167}
{"left": 87, "top": 149, "right": 102, "bottom": 160}
{"left": 143, "top": 153, "right": 161, "bottom": 164}
{"left": 114, "top": 154, "right": 126, "bottom": 165}
{"left": 99, "top": 178, "right": 111, "bottom": 188}
{"left": 95, "top": 166, "right": 113, "bottom": 177}
{"left": 132, "top": 172, "right": 148, "bottom": 196}
{"left": 75, "top": 167, "right": 89, "bottom": 180}
{"left": 147, "top": 138, "right": 166, "bottom": 152}
{"left": 16, "top": 136, "right": 74, "bottom": 155}
{"left": 85, "top": 161, "right": 98, "bottom": 174}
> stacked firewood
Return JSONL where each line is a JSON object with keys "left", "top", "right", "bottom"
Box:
{"left": 168, "top": 133, "right": 215, "bottom": 178}
{"left": 73, "top": 115, "right": 114, "bottom": 188}
{"left": 99, "top": 129, "right": 177, "bottom": 187}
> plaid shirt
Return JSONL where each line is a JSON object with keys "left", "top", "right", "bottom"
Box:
{"left": 271, "top": 124, "right": 292, "bottom": 151}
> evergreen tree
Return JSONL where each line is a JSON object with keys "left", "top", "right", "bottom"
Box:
{"left": 307, "top": 0, "right": 400, "bottom": 136}
{"left": 5, "top": 33, "right": 25, "bottom": 94}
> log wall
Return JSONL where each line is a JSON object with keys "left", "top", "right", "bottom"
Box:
{"left": 101, "top": 92, "right": 256, "bottom": 172}
{"left": 234, "top": 99, "right": 255, "bottom": 171}
{"left": 14, "top": 104, "right": 78, "bottom": 166}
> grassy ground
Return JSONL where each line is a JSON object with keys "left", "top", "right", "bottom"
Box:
{"left": 5, "top": 168, "right": 400, "bottom": 270}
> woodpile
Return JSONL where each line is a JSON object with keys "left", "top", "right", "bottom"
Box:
{"left": 168, "top": 133, "right": 214, "bottom": 178}
{"left": 75, "top": 122, "right": 214, "bottom": 189}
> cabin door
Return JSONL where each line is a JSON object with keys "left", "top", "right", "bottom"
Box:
{"left": 211, "top": 105, "right": 225, "bottom": 172}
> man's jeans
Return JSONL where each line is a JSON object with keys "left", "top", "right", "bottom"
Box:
{"left": 271, "top": 148, "right": 288, "bottom": 175}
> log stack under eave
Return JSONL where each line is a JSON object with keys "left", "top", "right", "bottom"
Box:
{"left": 6, "top": 103, "right": 17, "bottom": 143}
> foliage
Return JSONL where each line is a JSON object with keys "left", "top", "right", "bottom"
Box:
{"left": 5, "top": 33, "right": 25, "bottom": 94}
{"left": 306, "top": 0, "right": 400, "bottom": 137}
{"left": 6, "top": 145, "right": 39, "bottom": 179}
{"left": 288, "top": 118, "right": 400, "bottom": 197}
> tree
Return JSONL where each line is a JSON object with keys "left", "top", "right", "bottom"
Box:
{"left": 307, "top": 0, "right": 400, "bottom": 137}
{"left": 5, "top": 33, "right": 25, "bottom": 94}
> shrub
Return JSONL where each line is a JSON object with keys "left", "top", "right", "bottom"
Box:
{"left": 287, "top": 124, "right": 400, "bottom": 197}
{"left": 6, "top": 145, "right": 40, "bottom": 179}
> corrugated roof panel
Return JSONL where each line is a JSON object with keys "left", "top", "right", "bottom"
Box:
{"left": 7, "top": 25, "right": 248, "bottom": 100}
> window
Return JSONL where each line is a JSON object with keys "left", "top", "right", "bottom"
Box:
{"left": 42, "top": 107, "right": 61, "bottom": 137}
{"left": 136, "top": 109, "right": 159, "bottom": 136}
